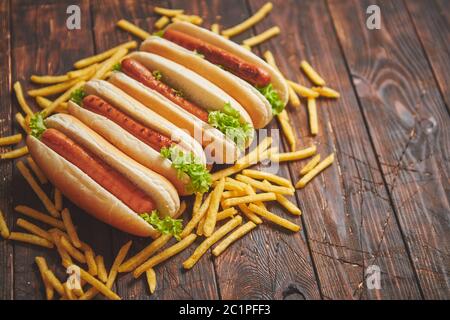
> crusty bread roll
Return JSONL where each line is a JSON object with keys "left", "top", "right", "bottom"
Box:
{"left": 27, "top": 114, "right": 181, "bottom": 238}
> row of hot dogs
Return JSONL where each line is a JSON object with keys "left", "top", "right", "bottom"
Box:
{"left": 27, "top": 21, "right": 288, "bottom": 237}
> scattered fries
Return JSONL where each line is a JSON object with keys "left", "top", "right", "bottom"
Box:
{"left": 15, "top": 113, "right": 29, "bottom": 133}
{"left": 287, "top": 80, "right": 319, "bottom": 98}
{"left": 211, "top": 23, "right": 220, "bottom": 34}
{"left": 84, "top": 245, "right": 98, "bottom": 276}
{"left": 61, "top": 208, "right": 81, "bottom": 248}
{"left": 262, "top": 180, "right": 301, "bottom": 216}
{"left": 0, "top": 210, "right": 10, "bottom": 239}
{"left": 300, "top": 154, "right": 321, "bottom": 176}
{"left": 173, "top": 14, "right": 203, "bottom": 25}
{"left": 74, "top": 41, "right": 137, "bottom": 69}
{"left": 35, "top": 257, "right": 54, "bottom": 300}
{"left": 44, "top": 80, "right": 86, "bottom": 117}
{"left": 54, "top": 189, "right": 63, "bottom": 211}
{"left": 13, "top": 81, "right": 34, "bottom": 116}
{"left": 92, "top": 47, "right": 128, "bottom": 80}
{"left": 15, "top": 205, "right": 65, "bottom": 230}
{"left": 28, "top": 77, "right": 82, "bottom": 97}
{"left": 223, "top": 192, "right": 277, "bottom": 208}
{"left": 216, "top": 207, "right": 237, "bottom": 221}
{"left": 31, "top": 74, "right": 70, "bottom": 84}
{"left": 154, "top": 7, "right": 184, "bottom": 17}
{"left": 242, "top": 26, "right": 280, "bottom": 47}
{"left": 16, "top": 218, "right": 52, "bottom": 242}
{"left": 312, "top": 86, "right": 340, "bottom": 98}
{"left": 146, "top": 268, "right": 156, "bottom": 294}
{"left": 307, "top": 98, "right": 318, "bottom": 135}
{"left": 278, "top": 110, "right": 296, "bottom": 151}
{"left": 242, "top": 169, "right": 293, "bottom": 188}
{"left": 222, "top": 2, "right": 273, "bottom": 37}
{"left": 248, "top": 204, "right": 300, "bottom": 232}
{"left": 154, "top": 16, "right": 170, "bottom": 29}
{"left": 181, "top": 193, "right": 211, "bottom": 239}
{"left": 26, "top": 156, "right": 48, "bottom": 184}
{"left": 117, "top": 19, "right": 151, "bottom": 40}
{"left": 95, "top": 255, "right": 108, "bottom": 283}
{"left": 9, "top": 232, "right": 54, "bottom": 248}
{"left": 300, "top": 60, "right": 325, "bottom": 86}
{"left": 236, "top": 174, "right": 294, "bottom": 195}
{"left": 0, "top": 133, "right": 22, "bottom": 146}
{"left": 60, "top": 236, "right": 86, "bottom": 263}
{"left": 238, "top": 204, "right": 263, "bottom": 224}
{"left": 212, "top": 221, "right": 256, "bottom": 256}
{"left": 204, "top": 177, "right": 225, "bottom": 237}
{"left": 270, "top": 145, "right": 316, "bottom": 162}
{"left": 0, "top": 146, "right": 28, "bottom": 159}
{"left": 296, "top": 153, "right": 335, "bottom": 188}
{"left": 183, "top": 216, "right": 242, "bottom": 269}
{"left": 44, "top": 269, "right": 65, "bottom": 297}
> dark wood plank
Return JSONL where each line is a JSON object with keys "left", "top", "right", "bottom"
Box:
{"left": 405, "top": 0, "right": 450, "bottom": 113}
{"left": 0, "top": 0, "right": 14, "bottom": 301}
{"left": 90, "top": 0, "right": 219, "bottom": 299}
{"left": 171, "top": 0, "right": 321, "bottom": 299}
{"left": 249, "top": 0, "right": 423, "bottom": 299}
{"left": 9, "top": 0, "right": 111, "bottom": 299}
{"left": 328, "top": 0, "right": 450, "bottom": 299}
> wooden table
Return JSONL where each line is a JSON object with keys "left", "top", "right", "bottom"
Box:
{"left": 0, "top": 0, "right": 449, "bottom": 300}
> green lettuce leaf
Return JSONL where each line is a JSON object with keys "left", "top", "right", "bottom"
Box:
{"left": 139, "top": 211, "right": 183, "bottom": 240}
{"left": 208, "top": 103, "right": 253, "bottom": 149}
{"left": 160, "top": 145, "right": 212, "bottom": 193}
{"left": 152, "top": 70, "right": 162, "bottom": 81}
{"left": 29, "top": 112, "right": 46, "bottom": 139}
{"left": 257, "top": 83, "right": 284, "bottom": 115}
{"left": 69, "top": 87, "right": 86, "bottom": 105}
{"left": 111, "top": 62, "right": 121, "bottom": 72}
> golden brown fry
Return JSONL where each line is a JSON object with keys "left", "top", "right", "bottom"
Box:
{"left": 15, "top": 205, "right": 65, "bottom": 230}
{"left": 204, "top": 178, "right": 225, "bottom": 237}
{"left": 183, "top": 216, "right": 242, "bottom": 269}
{"left": 222, "top": 2, "right": 273, "bottom": 37}
{"left": 243, "top": 26, "right": 280, "bottom": 47}
{"left": 216, "top": 207, "right": 237, "bottom": 221}
{"left": 9, "top": 232, "right": 54, "bottom": 248}
{"left": 44, "top": 269, "right": 65, "bottom": 297}
{"left": 61, "top": 208, "right": 81, "bottom": 248}
{"left": 16, "top": 218, "right": 52, "bottom": 241}
{"left": 153, "top": 7, "right": 184, "bottom": 17}
{"left": 15, "top": 113, "right": 29, "bottom": 133}
{"left": 0, "top": 209, "right": 10, "bottom": 239}
{"left": 16, "top": 161, "right": 60, "bottom": 217}
{"left": 92, "top": 48, "right": 128, "bottom": 80}
{"left": 27, "top": 77, "right": 81, "bottom": 97}
{"left": 49, "top": 231, "right": 72, "bottom": 265}
{"left": 196, "top": 215, "right": 206, "bottom": 236}
{"left": 60, "top": 236, "right": 86, "bottom": 263}
{"left": 31, "top": 74, "right": 70, "bottom": 84}
{"left": 211, "top": 23, "right": 220, "bottom": 34}
{"left": 307, "top": 98, "right": 318, "bottom": 136}
{"left": 1, "top": 146, "right": 28, "bottom": 159}
{"left": 192, "top": 193, "right": 203, "bottom": 215}
{"left": 117, "top": 19, "right": 151, "bottom": 40}
{"left": 74, "top": 41, "right": 137, "bottom": 69}
{"left": 0, "top": 133, "right": 22, "bottom": 146}
{"left": 146, "top": 268, "right": 156, "bottom": 294}
{"left": 242, "top": 169, "right": 293, "bottom": 188}
{"left": 300, "top": 154, "right": 321, "bottom": 176}
{"left": 155, "top": 16, "right": 170, "bottom": 29}
{"left": 172, "top": 14, "right": 203, "bottom": 25}
{"left": 300, "top": 60, "right": 326, "bottom": 86}
{"left": 63, "top": 282, "right": 77, "bottom": 300}
{"left": 312, "top": 86, "right": 340, "bottom": 98}
{"left": 262, "top": 180, "right": 301, "bottom": 215}
{"left": 54, "top": 189, "right": 63, "bottom": 212}
{"left": 248, "top": 204, "right": 300, "bottom": 231}
{"left": 35, "top": 96, "right": 67, "bottom": 114}
{"left": 13, "top": 81, "right": 34, "bottom": 116}
{"left": 238, "top": 204, "right": 263, "bottom": 224}
{"left": 223, "top": 192, "right": 276, "bottom": 207}
{"left": 212, "top": 221, "right": 257, "bottom": 256}
{"left": 44, "top": 81, "right": 86, "bottom": 117}
{"left": 134, "top": 234, "right": 197, "bottom": 278}
{"left": 235, "top": 174, "right": 294, "bottom": 195}
{"left": 95, "top": 255, "right": 108, "bottom": 283}
{"left": 181, "top": 193, "right": 212, "bottom": 239}
{"left": 84, "top": 246, "right": 97, "bottom": 276}
{"left": 26, "top": 156, "right": 48, "bottom": 184}
{"left": 270, "top": 145, "right": 316, "bottom": 162}
{"left": 287, "top": 80, "right": 319, "bottom": 98}
{"left": 66, "top": 63, "right": 98, "bottom": 79}
{"left": 296, "top": 153, "right": 335, "bottom": 188}
{"left": 35, "top": 257, "right": 54, "bottom": 300}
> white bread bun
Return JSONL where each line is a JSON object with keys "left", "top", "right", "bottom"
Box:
{"left": 109, "top": 72, "right": 241, "bottom": 164}
{"left": 84, "top": 80, "right": 206, "bottom": 165}
{"left": 67, "top": 101, "right": 191, "bottom": 195}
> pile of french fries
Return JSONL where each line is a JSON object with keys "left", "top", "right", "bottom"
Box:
{"left": 0, "top": 2, "right": 340, "bottom": 299}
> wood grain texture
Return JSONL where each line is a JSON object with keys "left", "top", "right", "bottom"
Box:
{"left": 249, "top": 0, "right": 422, "bottom": 300}
{"left": 90, "top": 0, "right": 219, "bottom": 299}
{"left": 405, "top": 0, "right": 450, "bottom": 113}
{"left": 0, "top": 0, "right": 13, "bottom": 301}
{"left": 328, "top": 0, "right": 450, "bottom": 299}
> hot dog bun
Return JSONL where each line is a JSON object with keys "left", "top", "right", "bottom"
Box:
{"left": 27, "top": 114, "right": 181, "bottom": 238}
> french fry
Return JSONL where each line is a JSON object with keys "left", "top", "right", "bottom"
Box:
{"left": 84, "top": 246, "right": 97, "bottom": 276}
{"left": 223, "top": 192, "right": 276, "bottom": 207}
{"left": 242, "top": 169, "right": 293, "bottom": 188}
{"left": 134, "top": 234, "right": 197, "bottom": 278}
{"left": 248, "top": 204, "right": 300, "bottom": 232}
{"left": 0, "top": 133, "right": 22, "bottom": 146}
{"left": 0, "top": 209, "right": 10, "bottom": 239}
{"left": 278, "top": 113, "right": 296, "bottom": 151}
{"left": 262, "top": 180, "right": 301, "bottom": 215}
{"left": 221, "top": 190, "right": 242, "bottom": 199}
{"left": 49, "top": 231, "right": 72, "bottom": 265}
{"left": 196, "top": 215, "right": 206, "bottom": 236}
{"left": 183, "top": 216, "right": 242, "bottom": 269}
{"left": 15, "top": 113, "right": 29, "bottom": 133}
{"left": 63, "top": 282, "right": 76, "bottom": 300}
{"left": 238, "top": 204, "right": 263, "bottom": 224}
{"left": 66, "top": 63, "right": 98, "bottom": 79}
{"left": 35, "top": 96, "right": 67, "bottom": 113}
{"left": 117, "top": 19, "right": 151, "bottom": 40}
{"left": 215, "top": 180, "right": 246, "bottom": 192}
{"left": 54, "top": 189, "right": 63, "bottom": 211}
{"left": 222, "top": 2, "right": 273, "bottom": 37}
{"left": 236, "top": 136, "right": 272, "bottom": 166}
{"left": 26, "top": 156, "right": 48, "bottom": 184}
{"left": 16, "top": 218, "right": 52, "bottom": 242}
{"left": 235, "top": 174, "right": 294, "bottom": 195}
{"left": 27, "top": 77, "right": 81, "bottom": 97}
{"left": 95, "top": 255, "right": 108, "bottom": 283}
{"left": 146, "top": 268, "right": 156, "bottom": 294}
{"left": 15, "top": 205, "right": 65, "bottom": 230}
{"left": 312, "top": 86, "right": 340, "bottom": 98}
{"left": 212, "top": 221, "right": 256, "bottom": 256}
{"left": 172, "top": 14, "right": 203, "bottom": 25}
{"left": 44, "top": 81, "right": 86, "bottom": 117}
{"left": 62, "top": 262, "right": 121, "bottom": 300}
{"left": 300, "top": 60, "right": 326, "bottom": 86}
{"left": 296, "top": 153, "right": 335, "bottom": 188}
{"left": 73, "top": 41, "right": 137, "bottom": 69}
{"left": 9, "top": 232, "right": 54, "bottom": 248}
{"left": 192, "top": 193, "right": 203, "bottom": 215}
{"left": 16, "top": 161, "right": 60, "bottom": 218}
{"left": 1, "top": 146, "right": 28, "bottom": 159}
{"left": 80, "top": 241, "right": 132, "bottom": 300}
{"left": 13, "top": 81, "right": 34, "bottom": 116}
{"left": 154, "top": 16, "right": 170, "bottom": 29}
{"left": 307, "top": 98, "right": 318, "bottom": 136}
{"left": 181, "top": 193, "right": 212, "bottom": 239}
{"left": 216, "top": 207, "right": 237, "bottom": 221}
{"left": 211, "top": 23, "right": 220, "bottom": 34}
{"left": 242, "top": 26, "right": 280, "bottom": 47}
{"left": 31, "top": 74, "right": 70, "bottom": 84}
{"left": 119, "top": 236, "right": 170, "bottom": 273}
{"left": 153, "top": 7, "right": 184, "bottom": 17}
{"left": 61, "top": 208, "right": 81, "bottom": 248}
{"left": 242, "top": 44, "right": 252, "bottom": 51}
{"left": 35, "top": 257, "right": 54, "bottom": 300}
{"left": 270, "top": 145, "right": 316, "bottom": 162}
{"left": 287, "top": 80, "right": 319, "bottom": 98}
{"left": 203, "top": 178, "right": 225, "bottom": 237}
{"left": 300, "top": 154, "right": 321, "bottom": 176}
{"left": 60, "top": 236, "right": 86, "bottom": 263}
{"left": 92, "top": 47, "right": 128, "bottom": 80}
{"left": 44, "top": 269, "right": 65, "bottom": 297}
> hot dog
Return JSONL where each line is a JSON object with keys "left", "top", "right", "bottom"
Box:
{"left": 27, "top": 113, "right": 181, "bottom": 238}
{"left": 121, "top": 58, "right": 209, "bottom": 123}
{"left": 163, "top": 29, "right": 271, "bottom": 87}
